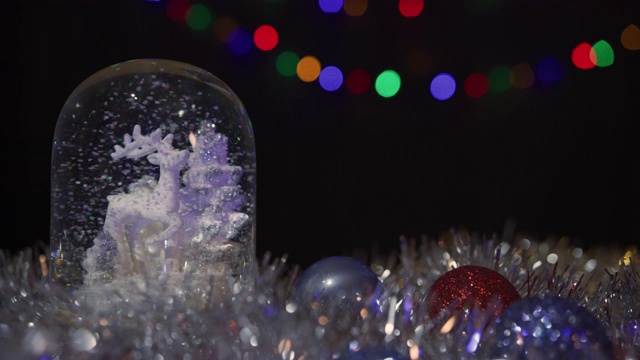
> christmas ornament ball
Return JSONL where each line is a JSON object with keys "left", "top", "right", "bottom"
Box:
{"left": 485, "top": 295, "right": 614, "bottom": 359}
{"left": 293, "top": 256, "right": 382, "bottom": 316}
{"left": 424, "top": 265, "right": 521, "bottom": 319}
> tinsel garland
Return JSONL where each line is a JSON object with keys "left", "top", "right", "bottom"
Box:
{"left": 0, "top": 230, "right": 638, "bottom": 359}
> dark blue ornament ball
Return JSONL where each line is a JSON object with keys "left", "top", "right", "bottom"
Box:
{"left": 293, "top": 256, "right": 382, "bottom": 316}
{"left": 484, "top": 295, "right": 613, "bottom": 360}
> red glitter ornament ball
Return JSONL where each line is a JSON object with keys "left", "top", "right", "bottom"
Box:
{"left": 424, "top": 265, "right": 521, "bottom": 319}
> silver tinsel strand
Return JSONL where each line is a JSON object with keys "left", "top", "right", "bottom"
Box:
{"left": 0, "top": 230, "right": 638, "bottom": 359}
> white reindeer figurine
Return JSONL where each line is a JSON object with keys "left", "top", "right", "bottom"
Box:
{"left": 105, "top": 125, "right": 190, "bottom": 275}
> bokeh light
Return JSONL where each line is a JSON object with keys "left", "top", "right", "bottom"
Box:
{"left": 430, "top": 73, "right": 456, "bottom": 101}
{"left": 488, "top": 65, "right": 511, "bottom": 91}
{"left": 621, "top": 24, "right": 640, "bottom": 51}
{"left": 186, "top": 4, "right": 212, "bottom": 30}
{"left": 227, "top": 29, "right": 253, "bottom": 55}
{"left": 463, "top": 72, "right": 489, "bottom": 98}
{"left": 297, "top": 56, "right": 322, "bottom": 82}
{"left": 375, "top": 70, "right": 401, "bottom": 98}
{"left": 592, "top": 40, "right": 614, "bottom": 67}
{"left": 509, "top": 63, "right": 535, "bottom": 89}
{"left": 276, "top": 51, "right": 300, "bottom": 77}
{"left": 254, "top": 25, "right": 279, "bottom": 51}
{"left": 571, "top": 42, "right": 596, "bottom": 70}
{"left": 344, "top": 0, "right": 368, "bottom": 16}
{"left": 536, "top": 56, "right": 562, "bottom": 83}
{"left": 214, "top": 16, "right": 238, "bottom": 42}
{"left": 319, "top": 66, "right": 344, "bottom": 91}
{"left": 346, "top": 69, "right": 370, "bottom": 94}
{"left": 319, "top": 0, "right": 343, "bottom": 13}
{"left": 398, "top": 0, "right": 424, "bottom": 18}
{"left": 166, "top": 0, "right": 190, "bottom": 22}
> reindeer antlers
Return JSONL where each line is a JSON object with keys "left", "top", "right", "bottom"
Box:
{"left": 111, "top": 124, "right": 176, "bottom": 160}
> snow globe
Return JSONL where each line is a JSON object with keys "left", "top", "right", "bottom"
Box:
{"left": 50, "top": 59, "right": 256, "bottom": 294}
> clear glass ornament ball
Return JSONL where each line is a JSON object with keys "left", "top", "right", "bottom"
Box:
{"left": 50, "top": 59, "right": 256, "bottom": 288}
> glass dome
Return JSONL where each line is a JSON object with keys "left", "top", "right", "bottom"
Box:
{"left": 50, "top": 59, "right": 256, "bottom": 288}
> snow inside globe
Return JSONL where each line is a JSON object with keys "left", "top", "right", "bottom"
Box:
{"left": 50, "top": 59, "right": 256, "bottom": 292}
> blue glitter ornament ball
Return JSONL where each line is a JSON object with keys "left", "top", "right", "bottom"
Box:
{"left": 484, "top": 295, "right": 614, "bottom": 359}
{"left": 293, "top": 256, "right": 382, "bottom": 317}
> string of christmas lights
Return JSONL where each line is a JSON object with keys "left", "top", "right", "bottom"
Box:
{"left": 159, "top": 0, "right": 640, "bottom": 100}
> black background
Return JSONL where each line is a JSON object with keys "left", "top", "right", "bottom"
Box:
{"left": 5, "top": 0, "right": 640, "bottom": 269}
